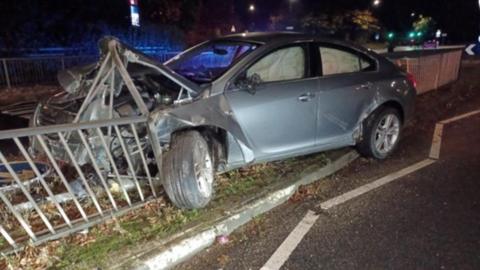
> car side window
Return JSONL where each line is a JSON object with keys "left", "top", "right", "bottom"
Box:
{"left": 319, "top": 46, "right": 375, "bottom": 76}
{"left": 246, "top": 46, "right": 305, "bottom": 83}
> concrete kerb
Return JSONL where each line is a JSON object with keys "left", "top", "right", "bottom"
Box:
{"left": 113, "top": 150, "right": 359, "bottom": 270}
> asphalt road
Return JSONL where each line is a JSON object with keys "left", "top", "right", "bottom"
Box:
{"left": 282, "top": 114, "right": 480, "bottom": 270}
{"left": 177, "top": 69, "right": 480, "bottom": 270}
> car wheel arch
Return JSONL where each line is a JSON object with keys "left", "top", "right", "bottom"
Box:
{"left": 355, "top": 99, "right": 405, "bottom": 143}
{"left": 170, "top": 125, "right": 228, "bottom": 171}
{"left": 378, "top": 100, "right": 405, "bottom": 124}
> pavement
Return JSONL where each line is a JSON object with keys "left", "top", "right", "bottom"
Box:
{"left": 176, "top": 66, "right": 480, "bottom": 270}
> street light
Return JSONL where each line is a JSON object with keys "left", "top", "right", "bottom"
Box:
{"left": 249, "top": 4, "right": 255, "bottom": 12}
{"left": 373, "top": 0, "right": 381, "bottom": 7}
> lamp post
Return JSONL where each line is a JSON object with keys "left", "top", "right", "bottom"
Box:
{"left": 248, "top": 4, "right": 256, "bottom": 32}
{"left": 289, "top": 0, "right": 298, "bottom": 13}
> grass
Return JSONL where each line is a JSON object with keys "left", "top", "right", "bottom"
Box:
{"left": 52, "top": 207, "right": 202, "bottom": 269}
{"left": 216, "top": 153, "right": 328, "bottom": 201}
{"left": 2, "top": 152, "right": 330, "bottom": 269}
{"left": 0, "top": 238, "right": 6, "bottom": 251}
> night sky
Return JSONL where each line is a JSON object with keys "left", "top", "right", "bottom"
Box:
{"left": 0, "top": 0, "right": 478, "bottom": 50}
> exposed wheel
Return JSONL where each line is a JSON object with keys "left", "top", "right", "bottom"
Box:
{"left": 162, "top": 130, "right": 215, "bottom": 209}
{"left": 357, "top": 107, "right": 402, "bottom": 160}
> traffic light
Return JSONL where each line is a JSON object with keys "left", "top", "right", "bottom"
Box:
{"left": 416, "top": 32, "right": 423, "bottom": 37}
{"left": 408, "top": 32, "right": 416, "bottom": 39}
{"left": 387, "top": 32, "right": 395, "bottom": 40}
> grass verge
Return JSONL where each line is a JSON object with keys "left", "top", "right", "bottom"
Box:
{"left": 1, "top": 152, "right": 329, "bottom": 269}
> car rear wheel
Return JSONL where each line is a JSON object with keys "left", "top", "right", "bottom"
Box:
{"left": 162, "top": 130, "right": 215, "bottom": 209}
{"left": 357, "top": 107, "right": 402, "bottom": 160}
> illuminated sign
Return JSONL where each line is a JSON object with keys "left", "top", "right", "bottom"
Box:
{"left": 130, "top": 0, "right": 140, "bottom": 27}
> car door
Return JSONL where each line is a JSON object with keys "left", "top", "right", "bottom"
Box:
{"left": 225, "top": 44, "right": 318, "bottom": 160}
{"left": 314, "top": 43, "right": 378, "bottom": 146}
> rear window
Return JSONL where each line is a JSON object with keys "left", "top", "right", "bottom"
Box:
{"left": 319, "top": 46, "right": 376, "bottom": 76}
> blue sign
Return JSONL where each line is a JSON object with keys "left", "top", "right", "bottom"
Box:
{"left": 130, "top": 4, "right": 140, "bottom": 27}
{"left": 465, "top": 43, "right": 480, "bottom": 55}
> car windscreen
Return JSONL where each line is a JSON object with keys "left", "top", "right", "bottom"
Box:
{"left": 167, "top": 41, "right": 259, "bottom": 84}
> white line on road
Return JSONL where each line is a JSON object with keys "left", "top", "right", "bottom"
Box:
{"left": 440, "top": 109, "right": 480, "bottom": 124}
{"left": 260, "top": 210, "right": 319, "bottom": 270}
{"left": 319, "top": 159, "right": 436, "bottom": 210}
{"left": 429, "top": 123, "right": 444, "bottom": 160}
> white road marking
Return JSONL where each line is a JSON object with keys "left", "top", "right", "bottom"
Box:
{"left": 440, "top": 109, "right": 480, "bottom": 124}
{"left": 260, "top": 210, "right": 319, "bottom": 270}
{"left": 429, "top": 123, "right": 444, "bottom": 159}
{"left": 319, "top": 159, "right": 436, "bottom": 210}
{"left": 258, "top": 108, "right": 480, "bottom": 270}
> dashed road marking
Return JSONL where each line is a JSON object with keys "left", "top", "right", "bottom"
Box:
{"left": 260, "top": 210, "right": 319, "bottom": 270}
{"left": 440, "top": 109, "right": 480, "bottom": 124}
{"left": 429, "top": 123, "right": 444, "bottom": 159}
{"left": 319, "top": 158, "right": 436, "bottom": 210}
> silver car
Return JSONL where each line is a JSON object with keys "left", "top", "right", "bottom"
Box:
{"left": 33, "top": 33, "right": 416, "bottom": 209}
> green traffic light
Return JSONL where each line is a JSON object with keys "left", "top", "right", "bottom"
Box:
{"left": 416, "top": 32, "right": 423, "bottom": 37}
{"left": 387, "top": 32, "right": 394, "bottom": 39}
{"left": 408, "top": 32, "right": 415, "bottom": 38}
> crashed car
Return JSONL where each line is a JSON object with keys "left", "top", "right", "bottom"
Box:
{"left": 31, "top": 32, "right": 416, "bottom": 209}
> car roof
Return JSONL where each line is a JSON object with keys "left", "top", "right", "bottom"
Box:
{"left": 214, "top": 32, "right": 371, "bottom": 52}
{"left": 217, "top": 32, "right": 314, "bottom": 44}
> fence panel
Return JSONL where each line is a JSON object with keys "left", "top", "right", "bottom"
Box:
{"left": 394, "top": 49, "right": 463, "bottom": 94}
{"left": 0, "top": 60, "right": 6, "bottom": 87}
{"left": 0, "top": 52, "right": 179, "bottom": 89}
{"left": 0, "top": 116, "right": 160, "bottom": 254}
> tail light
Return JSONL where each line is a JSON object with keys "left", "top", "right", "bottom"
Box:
{"left": 406, "top": 73, "right": 417, "bottom": 89}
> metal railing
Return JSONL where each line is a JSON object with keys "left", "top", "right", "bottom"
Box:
{"left": 0, "top": 116, "right": 160, "bottom": 253}
{"left": 0, "top": 56, "right": 96, "bottom": 88}
{"left": 0, "top": 39, "right": 174, "bottom": 253}
{"left": 0, "top": 52, "right": 179, "bottom": 89}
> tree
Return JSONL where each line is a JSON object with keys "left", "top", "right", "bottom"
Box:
{"left": 302, "top": 13, "right": 346, "bottom": 33}
{"left": 141, "top": 0, "right": 199, "bottom": 31}
{"left": 185, "top": 0, "right": 242, "bottom": 45}
{"left": 413, "top": 15, "right": 436, "bottom": 35}
{"left": 301, "top": 9, "right": 381, "bottom": 42}
{"left": 350, "top": 10, "right": 380, "bottom": 31}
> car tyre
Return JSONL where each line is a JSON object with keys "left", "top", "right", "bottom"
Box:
{"left": 162, "top": 130, "right": 215, "bottom": 209}
{"left": 357, "top": 107, "right": 402, "bottom": 160}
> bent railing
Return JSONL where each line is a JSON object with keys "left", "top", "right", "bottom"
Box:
{"left": 0, "top": 116, "right": 160, "bottom": 253}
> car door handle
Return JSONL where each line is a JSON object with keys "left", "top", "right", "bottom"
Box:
{"left": 298, "top": 92, "right": 315, "bottom": 102}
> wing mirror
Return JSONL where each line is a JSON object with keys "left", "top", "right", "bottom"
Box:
{"left": 236, "top": 73, "right": 262, "bottom": 95}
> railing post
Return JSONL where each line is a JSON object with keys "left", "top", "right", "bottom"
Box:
{"left": 2, "top": 59, "right": 11, "bottom": 89}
